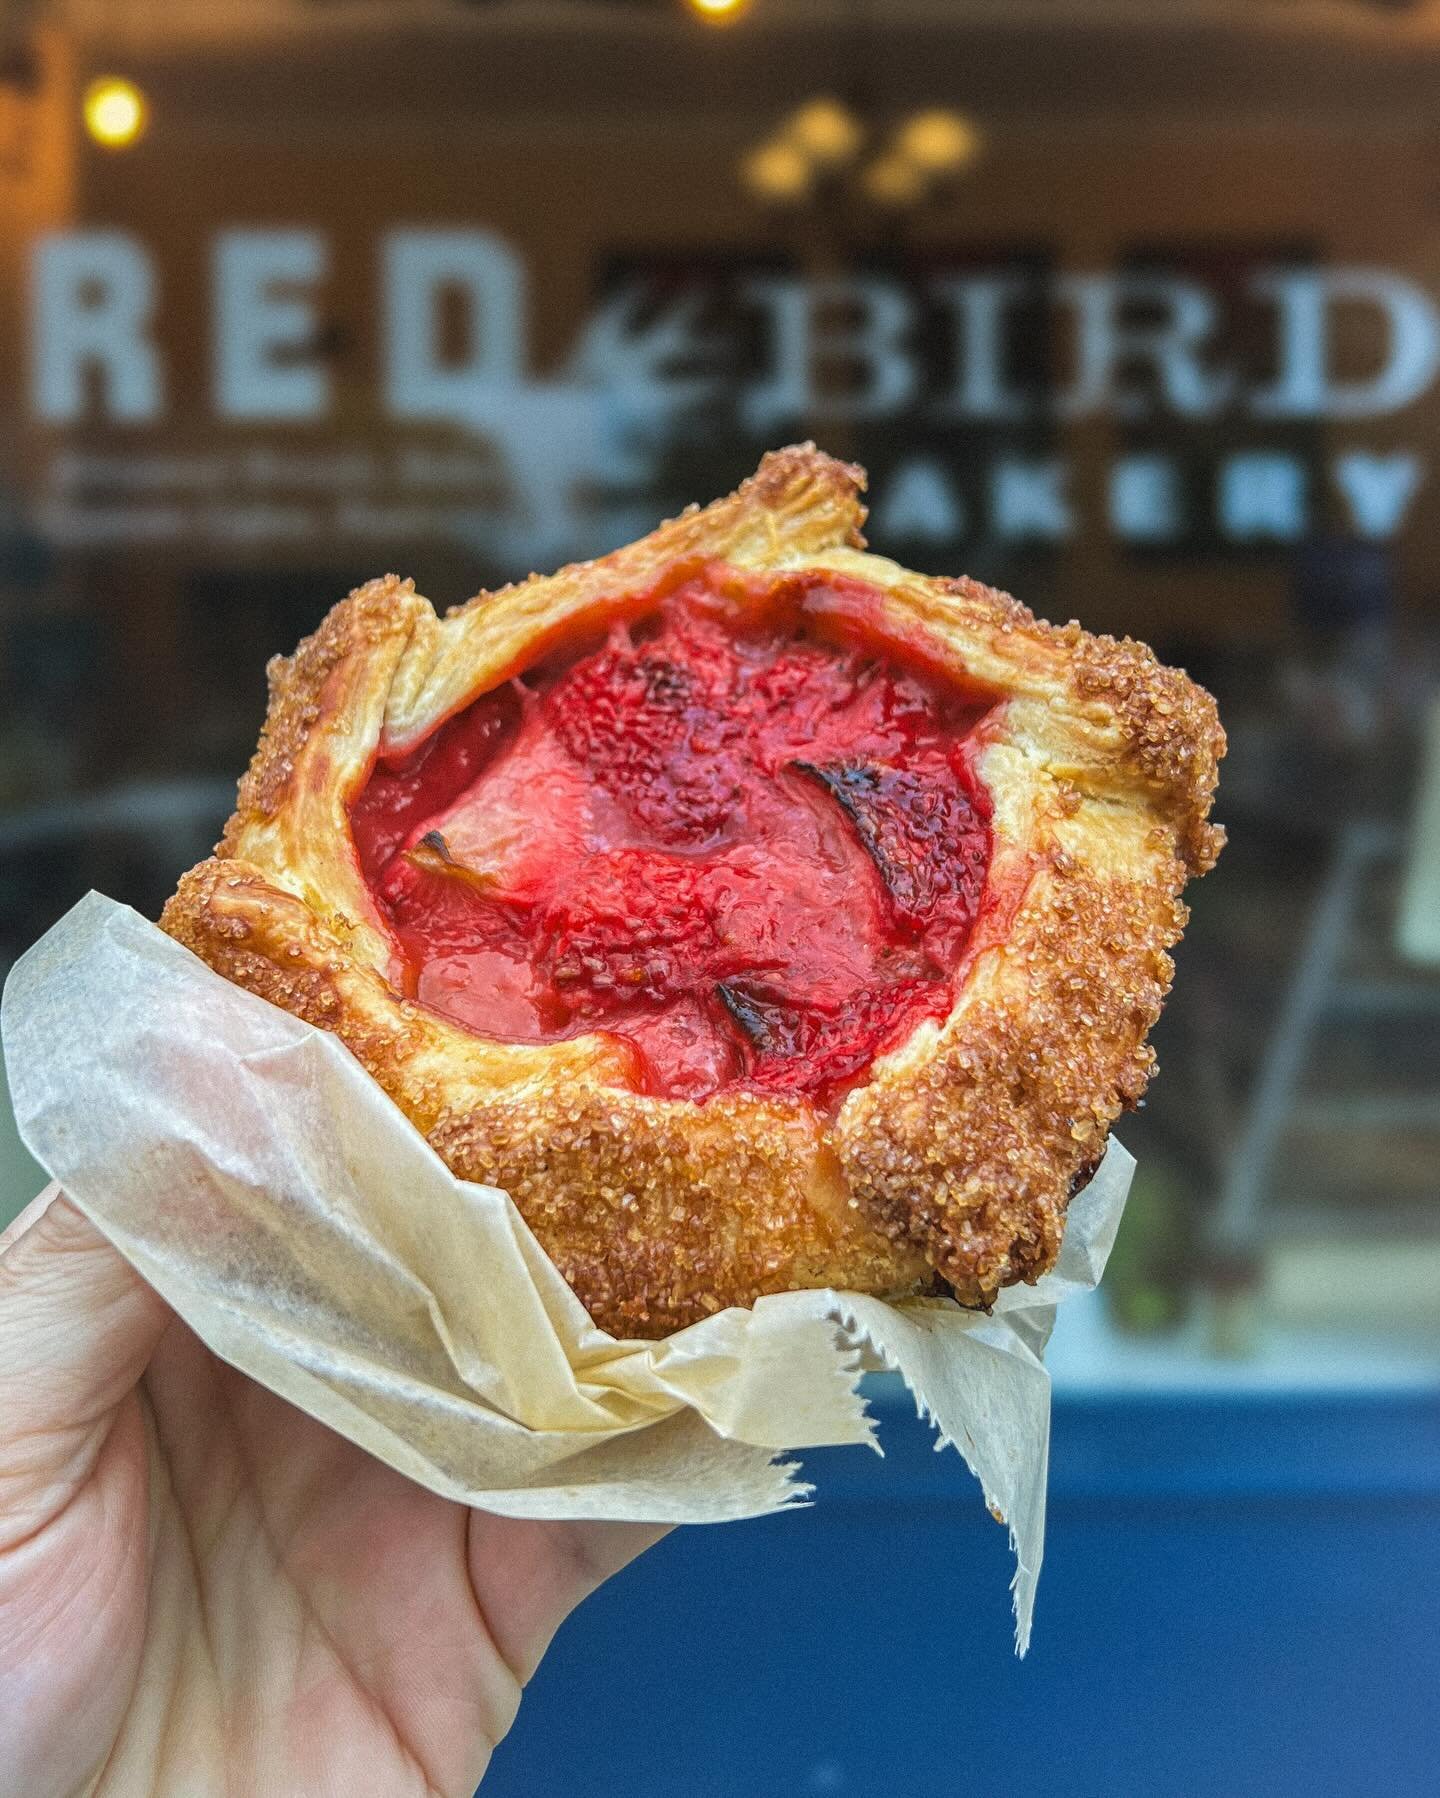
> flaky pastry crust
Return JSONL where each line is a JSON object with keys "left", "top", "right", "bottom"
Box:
{"left": 162, "top": 447, "right": 1223, "bottom": 1337}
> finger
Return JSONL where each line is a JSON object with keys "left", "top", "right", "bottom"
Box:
{"left": 0, "top": 1186, "right": 170, "bottom": 1543}
{"left": 0, "top": 1182, "right": 63, "bottom": 1254}
{"left": 467, "top": 1513, "right": 671, "bottom": 1685}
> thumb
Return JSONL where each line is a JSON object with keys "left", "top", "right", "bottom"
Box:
{"left": 0, "top": 1185, "right": 170, "bottom": 1547}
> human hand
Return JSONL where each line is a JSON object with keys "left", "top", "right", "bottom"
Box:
{"left": 0, "top": 1186, "right": 667, "bottom": 1796}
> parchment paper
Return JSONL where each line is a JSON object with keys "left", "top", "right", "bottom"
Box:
{"left": 1, "top": 892, "right": 1133, "bottom": 1650}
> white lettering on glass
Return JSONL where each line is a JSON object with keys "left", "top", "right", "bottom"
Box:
{"left": 931, "top": 275, "right": 1028, "bottom": 420}
{"left": 1060, "top": 274, "right": 1231, "bottom": 420}
{"left": 1219, "top": 452, "right": 1306, "bottom": 539}
{"left": 214, "top": 230, "right": 328, "bottom": 421}
{"left": 1333, "top": 452, "right": 1425, "bottom": 537}
{"left": 743, "top": 276, "right": 916, "bottom": 430}
{"left": 383, "top": 228, "right": 526, "bottom": 424}
{"left": 991, "top": 458, "right": 1074, "bottom": 540}
{"left": 1253, "top": 270, "right": 1440, "bottom": 419}
{"left": 873, "top": 458, "right": 965, "bottom": 540}
{"left": 1109, "top": 454, "right": 1183, "bottom": 541}
{"left": 31, "top": 231, "right": 163, "bottom": 422}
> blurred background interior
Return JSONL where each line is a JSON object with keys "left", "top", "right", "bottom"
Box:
{"left": 0, "top": 2, "right": 1436, "bottom": 1793}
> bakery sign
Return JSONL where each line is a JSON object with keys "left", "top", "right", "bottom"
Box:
{"left": 22, "top": 227, "right": 1437, "bottom": 564}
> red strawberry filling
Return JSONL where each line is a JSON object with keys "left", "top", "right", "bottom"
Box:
{"left": 350, "top": 567, "right": 997, "bottom": 1106}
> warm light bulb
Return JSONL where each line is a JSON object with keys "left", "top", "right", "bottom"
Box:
{"left": 784, "top": 96, "right": 863, "bottom": 167}
{"left": 893, "top": 109, "right": 983, "bottom": 175}
{"left": 684, "top": 0, "right": 752, "bottom": 23}
{"left": 83, "top": 76, "right": 147, "bottom": 149}
{"left": 860, "top": 153, "right": 926, "bottom": 209}
{"left": 740, "top": 138, "right": 813, "bottom": 205}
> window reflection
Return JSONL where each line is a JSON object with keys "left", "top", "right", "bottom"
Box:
{"left": 1, "top": 0, "right": 1437, "bottom": 1396}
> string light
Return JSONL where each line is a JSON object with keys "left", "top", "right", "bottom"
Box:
{"left": 83, "top": 76, "right": 147, "bottom": 149}
{"left": 893, "top": 109, "right": 983, "bottom": 175}
{"left": 684, "top": 0, "right": 752, "bottom": 24}
{"left": 741, "top": 138, "right": 812, "bottom": 205}
{"left": 783, "top": 97, "right": 863, "bottom": 168}
{"left": 739, "top": 97, "right": 985, "bottom": 215}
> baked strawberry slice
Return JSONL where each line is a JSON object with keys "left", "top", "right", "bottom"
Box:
{"left": 546, "top": 619, "right": 745, "bottom": 847}
{"left": 400, "top": 708, "right": 600, "bottom": 904}
{"left": 714, "top": 977, "right": 950, "bottom": 1100}
{"left": 792, "top": 750, "right": 992, "bottom": 960}
{"left": 350, "top": 685, "right": 520, "bottom": 880}
{"left": 536, "top": 851, "right": 724, "bottom": 1013}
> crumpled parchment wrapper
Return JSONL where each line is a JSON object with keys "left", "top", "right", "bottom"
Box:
{"left": 2, "top": 892, "right": 1133, "bottom": 1650}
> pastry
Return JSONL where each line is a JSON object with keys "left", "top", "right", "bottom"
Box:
{"left": 162, "top": 446, "right": 1224, "bottom": 1337}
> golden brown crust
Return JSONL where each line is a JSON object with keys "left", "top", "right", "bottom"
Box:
{"left": 426, "top": 1089, "right": 925, "bottom": 1339}
{"left": 1064, "top": 623, "right": 1224, "bottom": 878}
{"left": 836, "top": 851, "right": 1184, "bottom": 1304}
{"left": 161, "top": 445, "right": 1224, "bottom": 1338}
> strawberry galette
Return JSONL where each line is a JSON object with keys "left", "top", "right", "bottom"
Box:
{"left": 163, "top": 447, "right": 1224, "bottom": 1337}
